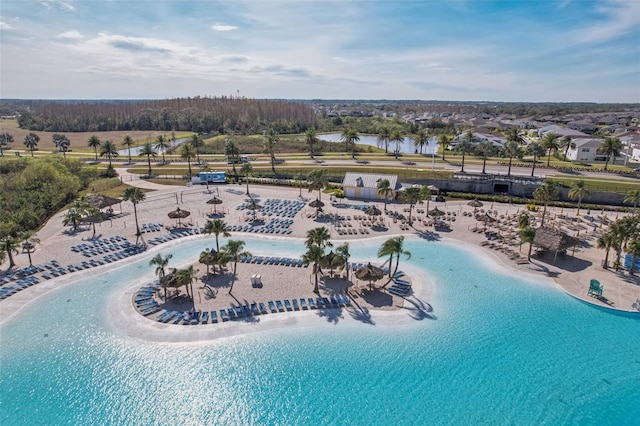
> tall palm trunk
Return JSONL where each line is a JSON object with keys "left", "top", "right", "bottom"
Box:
{"left": 482, "top": 157, "right": 487, "bottom": 174}
{"left": 313, "top": 268, "right": 319, "bottom": 293}
{"left": 531, "top": 154, "right": 537, "bottom": 177}
{"left": 461, "top": 153, "right": 466, "bottom": 173}
{"left": 147, "top": 155, "right": 152, "bottom": 175}
{"left": 132, "top": 203, "right": 141, "bottom": 237}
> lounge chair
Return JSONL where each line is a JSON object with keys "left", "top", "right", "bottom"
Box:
{"left": 268, "top": 301, "right": 277, "bottom": 312}
{"left": 220, "top": 310, "right": 229, "bottom": 321}
{"left": 210, "top": 311, "right": 218, "bottom": 323}
{"left": 276, "top": 300, "right": 284, "bottom": 311}
{"left": 259, "top": 302, "right": 268, "bottom": 314}
{"left": 201, "top": 311, "right": 209, "bottom": 324}
{"left": 292, "top": 299, "right": 299, "bottom": 310}
{"left": 308, "top": 298, "right": 317, "bottom": 309}
{"left": 284, "top": 299, "right": 292, "bottom": 310}
{"left": 300, "top": 298, "right": 307, "bottom": 309}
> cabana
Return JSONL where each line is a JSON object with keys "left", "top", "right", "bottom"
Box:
{"left": 532, "top": 226, "right": 579, "bottom": 264}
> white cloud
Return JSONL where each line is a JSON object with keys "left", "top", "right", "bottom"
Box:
{"left": 212, "top": 24, "right": 238, "bottom": 32}
{"left": 571, "top": 0, "right": 640, "bottom": 43}
{"left": 38, "top": 0, "right": 75, "bottom": 11}
{"left": 0, "top": 21, "right": 12, "bottom": 30}
{"left": 57, "top": 30, "right": 83, "bottom": 40}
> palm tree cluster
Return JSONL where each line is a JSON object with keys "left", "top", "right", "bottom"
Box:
{"left": 303, "top": 226, "right": 333, "bottom": 293}
{"left": 377, "top": 236, "right": 411, "bottom": 283}
{"left": 597, "top": 215, "right": 640, "bottom": 273}
{"left": 62, "top": 196, "right": 102, "bottom": 237}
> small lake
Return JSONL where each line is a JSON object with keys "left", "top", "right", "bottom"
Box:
{"left": 318, "top": 133, "right": 437, "bottom": 155}
{"left": 117, "top": 137, "right": 189, "bottom": 156}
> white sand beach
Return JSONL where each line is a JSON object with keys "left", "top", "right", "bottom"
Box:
{"left": 2, "top": 174, "right": 639, "bottom": 337}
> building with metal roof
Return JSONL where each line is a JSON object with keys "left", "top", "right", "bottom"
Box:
{"left": 342, "top": 172, "right": 399, "bottom": 200}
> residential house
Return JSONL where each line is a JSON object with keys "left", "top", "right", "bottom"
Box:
{"left": 342, "top": 172, "right": 399, "bottom": 200}
{"left": 565, "top": 138, "right": 604, "bottom": 162}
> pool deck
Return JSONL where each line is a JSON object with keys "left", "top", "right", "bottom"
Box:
{"left": 1, "top": 169, "right": 639, "bottom": 324}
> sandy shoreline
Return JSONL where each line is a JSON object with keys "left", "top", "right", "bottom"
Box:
{"left": 2, "top": 178, "right": 639, "bottom": 335}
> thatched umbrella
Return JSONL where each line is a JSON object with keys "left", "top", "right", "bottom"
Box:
{"left": 309, "top": 198, "right": 325, "bottom": 217}
{"left": 206, "top": 196, "right": 223, "bottom": 213}
{"left": 168, "top": 207, "right": 191, "bottom": 226}
{"left": 244, "top": 200, "right": 262, "bottom": 220}
{"left": 467, "top": 199, "right": 483, "bottom": 208}
{"left": 355, "top": 262, "right": 385, "bottom": 291}
{"left": 364, "top": 205, "right": 382, "bottom": 217}
{"left": 428, "top": 207, "right": 446, "bottom": 217}
{"left": 475, "top": 212, "right": 496, "bottom": 230}
{"left": 533, "top": 226, "right": 579, "bottom": 264}
{"left": 85, "top": 193, "right": 122, "bottom": 214}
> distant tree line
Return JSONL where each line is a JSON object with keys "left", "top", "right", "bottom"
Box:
{"left": 14, "top": 97, "right": 316, "bottom": 134}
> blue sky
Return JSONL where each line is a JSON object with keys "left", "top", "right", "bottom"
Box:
{"left": 1, "top": 0, "right": 638, "bottom": 102}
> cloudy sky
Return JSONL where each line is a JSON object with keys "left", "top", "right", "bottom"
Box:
{"left": 1, "top": 0, "right": 638, "bottom": 102}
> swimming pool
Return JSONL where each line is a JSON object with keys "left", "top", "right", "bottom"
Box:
{"left": 1, "top": 236, "right": 638, "bottom": 424}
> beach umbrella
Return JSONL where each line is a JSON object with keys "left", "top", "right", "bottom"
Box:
{"left": 428, "top": 207, "right": 446, "bottom": 217}
{"left": 206, "top": 196, "right": 223, "bottom": 213}
{"left": 244, "top": 200, "right": 262, "bottom": 220}
{"left": 308, "top": 198, "right": 325, "bottom": 217}
{"left": 354, "top": 262, "right": 385, "bottom": 291}
{"left": 364, "top": 205, "right": 382, "bottom": 217}
{"left": 85, "top": 193, "right": 122, "bottom": 214}
{"left": 467, "top": 199, "right": 483, "bottom": 208}
{"left": 168, "top": 207, "right": 191, "bottom": 226}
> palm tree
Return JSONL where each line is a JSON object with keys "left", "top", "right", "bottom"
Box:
{"left": 413, "top": 128, "right": 429, "bottom": 155}
{"left": 541, "top": 133, "right": 560, "bottom": 166}
{"left": 264, "top": 129, "right": 279, "bottom": 174}
{"left": 455, "top": 132, "right": 474, "bottom": 173}
{"left": 176, "top": 265, "right": 196, "bottom": 300}
{"left": 341, "top": 128, "right": 360, "bottom": 159}
{"left": 307, "top": 169, "right": 328, "bottom": 201}
{"left": 62, "top": 207, "right": 84, "bottom": 231}
{"left": 0, "top": 131, "right": 13, "bottom": 156}
{"left": 390, "top": 129, "right": 404, "bottom": 159}
{"left": 138, "top": 142, "right": 157, "bottom": 176}
{"left": 518, "top": 211, "right": 531, "bottom": 230}
{"left": 150, "top": 253, "right": 173, "bottom": 299}
{"left": 533, "top": 180, "right": 559, "bottom": 226}
{"left": 199, "top": 248, "right": 218, "bottom": 276}
{"left": 123, "top": 187, "right": 145, "bottom": 240}
{"left": 303, "top": 244, "right": 325, "bottom": 293}
{"left": 222, "top": 240, "right": 251, "bottom": 294}
{"left": 225, "top": 139, "right": 240, "bottom": 179}
{"left": 505, "top": 127, "right": 525, "bottom": 145}
{"left": 437, "top": 134, "right": 450, "bottom": 161}
{"left": 203, "top": 219, "right": 230, "bottom": 252}
{"left": 476, "top": 141, "right": 495, "bottom": 174}
{"left": 99, "top": 140, "right": 119, "bottom": 168}
{"left": 53, "top": 134, "right": 71, "bottom": 157}
{"left": 518, "top": 226, "right": 536, "bottom": 260}
{"left": 502, "top": 140, "right": 523, "bottom": 178}
{"left": 180, "top": 142, "right": 195, "bottom": 178}
{"left": 295, "top": 173, "right": 306, "bottom": 198}
{"left": 526, "top": 141, "right": 546, "bottom": 177}
{"left": 597, "top": 232, "right": 617, "bottom": 269}
{"left": 627, "top": 239, "right": 640, "bottom": 275}
{"left": 240, "top": 162, "right": 253, "bottom": 195}
{"left": 19, "top": 232, "right": 39, "bottom": 266}
{"left": 0, "top": 235, "right": 20, "bottom": 268}
{"left": 377, "top": 178, "right": 393, "bottom": 211}
{"left": 597, "top": 137, "right": 622, "bottom": 170}
{"left": 624, "top": 189, "right": 640, "bottom": 214}
{"left": 122, "top": 135, "right": 134, "bottom": 163}
{"left": 190, "top": 133, "right": 204, "bottom": 164}
{"left": 568, "top": 180, "right": 591, "bottom": 215}
{"left": 304, "top": 128, "right": 319, "bottom": 158}
{"left": 560, "top": 135, "right": 574, "bottom": 162}
{"left": 336, "top": 242, "right": 351, "bottom": 280}
{"left": 377, "top": 126, "right": 391, "bottom": 153}
{"left": 23, "top": 132, "right": 40, "bottom": 157}
{"left": 305, "top": 226, "right": 332, "bottom": 249}
{"left": 87, "top": 135, "right": 101, "bottom": 162}
{"left": 399, "top": 186, "right": 422, "bottom": 225}
{"left": 154, "top": 135, "right": 169, "bottom": 165}
{"left": 378, "top": 236, "right": 411, "bottom": 280}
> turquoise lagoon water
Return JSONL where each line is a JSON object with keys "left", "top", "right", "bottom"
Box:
{"left": 1, "top": 237, "right": 639, "bottom": 425}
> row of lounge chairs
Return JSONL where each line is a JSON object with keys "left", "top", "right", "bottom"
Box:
{"left": 259, "top": 198, "right": 306, "bottom": 218}
{"left": 387, "top": 273, "right": 412, "bottom": 297}
{"left": 227, "top": 224, "right": 293, "bottom": 234}
{"left": 337, "top": 227, "right": 370, "bottom": 235}
{"left": 140, "top": 223, "right": 163, "bottom": 233}
{"left": 0, "top": 276, "right": 40, "bottom": 299}
{"left": 71, "top": 235, "right": 127, "bottom": 254}
{"left": 238, "top": 256, "right": 308, "bottom": 267}
{"left": 74, "top": 240, "right": 135, "bottom": 258}
{"left": 149, "top": 295, "right": 353, "bottom": 325}
{"left": 147, "top": 227, "right": 203, "bottom": 246}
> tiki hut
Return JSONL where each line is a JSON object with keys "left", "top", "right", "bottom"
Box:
{"left": 168, "top": 207, "right": 191, "bottom": 226}
{"left": 85, "top": 193, "right": 122, "bottom": 214}
{"left": 532, "top": 226, "right": 579, "bottom": 263}
{"left": 355, "top": 262, "right": 385, "bottom": 290}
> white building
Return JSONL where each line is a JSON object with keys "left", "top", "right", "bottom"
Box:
{"left": 538, "top": 124, "right": 589, "bottom": 138}
{"left": 342, "top": 172, "right": 398, "bottom": 200}
{"left": 566, "top": 138, "right": 604, "bottom": 162}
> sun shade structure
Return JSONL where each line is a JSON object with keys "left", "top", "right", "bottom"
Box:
{"left": 308, "top": 198, "right": 325, "bottom": 217}
{"left": 533, "top": 226, "right": 579, "bottom": 264}
{"left": 206, "top": 196, "right": 223, "bottom": 213}
{"left": 85, "top": 193, "right": 122, "bottom": 211}
{"left": 467, "top": 199, "right": 483, "bottom": 208}
{"left": 168, "top": 207, "right": 191, "bottom": 225}
{"left": 364, "top": 205, "right": 382, "bottom": 216}
{"left": 354, "top": 262, "right": 385, "bottom": 290}
{"left": 428, "top": 207, "right": 446, "bottom": 217}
